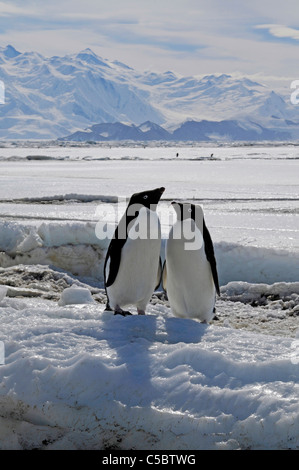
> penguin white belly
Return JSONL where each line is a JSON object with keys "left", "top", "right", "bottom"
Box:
{"left": 166, "top": 222, "right": 216, "bottom": 322}
{"left": 107, "top": 208, "right": 161, "bottom": 311}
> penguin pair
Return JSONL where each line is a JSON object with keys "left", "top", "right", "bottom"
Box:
{"left": 104, "top": 188, "right": 219, "bottom": 322}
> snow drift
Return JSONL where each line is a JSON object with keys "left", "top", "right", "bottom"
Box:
{"left": 0, "top": 219, "right": 298, "bottom": 286}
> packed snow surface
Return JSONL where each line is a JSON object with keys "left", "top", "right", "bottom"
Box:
{"left": 0, "top": 144, "right": 298, "bottom": 450}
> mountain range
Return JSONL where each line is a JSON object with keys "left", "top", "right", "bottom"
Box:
{"left": 0, "top": 44, "right": 298, "bottom": 141}
{"left": 60, "top": 119, "right": 288, "bottom": 142}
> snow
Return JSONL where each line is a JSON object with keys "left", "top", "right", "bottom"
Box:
{"left": 58, "top": 285, "right": 95, "bottom": 306}
{"left": 1, "top": 46, "right": 299, "bottom": 140}
{"left": 0, "top": 144, "right": 298, "bottom": 450}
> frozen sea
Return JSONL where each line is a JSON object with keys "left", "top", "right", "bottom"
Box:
{"left": 0, "top": 142, "right": 298, "bottom": 450}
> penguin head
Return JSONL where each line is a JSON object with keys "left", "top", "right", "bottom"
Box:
{"left": 128, "top": 187, "right": 165, "bottom": 211}
{"left": 171, "top": 201, "right": 204, "bottom": 230}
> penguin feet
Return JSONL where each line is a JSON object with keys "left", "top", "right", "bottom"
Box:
{"left": 114, "top": 306, "right": 132, "bottom": 317}
{"left": 137, "top": 309, "right": 145, "bottom": 315}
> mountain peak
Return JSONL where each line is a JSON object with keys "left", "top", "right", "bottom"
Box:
{"left": 76, "top": 48, "right": 111, "bottom": 67}
{"left": 1, "top": 44, "right": 21, "bottom": 59}
{"left": 78, "top": 47, "right": 96, "bottom": 56}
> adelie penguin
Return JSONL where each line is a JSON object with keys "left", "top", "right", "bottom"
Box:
{"left": 104, "top": 187, "right": 165, "bottom": 316}
{"left": 163, "top": 202, "right": 220, "bottom": 323}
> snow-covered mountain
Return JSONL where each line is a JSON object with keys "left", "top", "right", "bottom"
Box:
{"left": 0, "top": 45, "right": 298, "bottom": 140}
{"left": 0, "top": 45, "right": 164, "bottom": 139}
{"left": 60, "top": 121, "right": 172, "bottom": 142}
{"left": 60, "top": 119, "right": 288, "bottom": 142}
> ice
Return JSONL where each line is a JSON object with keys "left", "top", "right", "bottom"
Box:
{"left": 0, "top": 144, "right": 298, "bottom": 450}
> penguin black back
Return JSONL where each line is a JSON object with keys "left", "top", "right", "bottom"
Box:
{"left": 203, "top": 218, "right": 220, "bottom": 296}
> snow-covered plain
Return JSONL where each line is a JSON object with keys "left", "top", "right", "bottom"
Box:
{"left": 0, "top": 143, "right": 298, "bottom": 450}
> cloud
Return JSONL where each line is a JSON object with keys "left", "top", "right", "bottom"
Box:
{"left": 256, "top": 24, "right": 299, "bottom": 41}
{"left": 0, "top": 0, "right": 298, "bottom": 78}
{"left": 0, "top": 1, "right": 37, "bottom": 17}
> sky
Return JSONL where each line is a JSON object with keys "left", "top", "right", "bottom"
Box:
{"left": 0, "top": 0, "right": 298, "bottom": 81}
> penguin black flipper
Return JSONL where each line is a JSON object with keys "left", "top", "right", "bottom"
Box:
{"left": 154, "top": 257, "right": 163, "bottom": 291}
{"left": 161, "top": 259, "right": 167, "bottom": 293}
{"left": 103, "top": 234, "right": 125, "bottom": 310}
{"left": 104, "top": 213, "right": 134, "bottom": 288}
{"left": 203, "top": 218, "right": 220, "bottom": 296}
{"left": 104, "top": 238, "right": 125, "bottom": 288}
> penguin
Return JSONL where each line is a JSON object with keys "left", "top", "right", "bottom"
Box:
{"left": 163, "top": 201, "right": 220, "bottom": 323}
{"left": 104, "top": 187, "right": 165, "bottom": 316}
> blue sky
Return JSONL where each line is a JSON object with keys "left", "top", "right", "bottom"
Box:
{"left": 0, "top": 0, "right": 298, "bottom": 79}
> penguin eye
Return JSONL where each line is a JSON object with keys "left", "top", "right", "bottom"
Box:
{"left": 143, "top": 195, "right": 148, "bottom": 199}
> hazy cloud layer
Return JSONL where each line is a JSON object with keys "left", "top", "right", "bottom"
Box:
{"left": 0, "top": 0, "right": 298, "bottom": 78}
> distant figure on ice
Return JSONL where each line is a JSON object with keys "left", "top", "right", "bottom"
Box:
{"left": 163, "top": 202, "right": 220, "bottom": 323}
